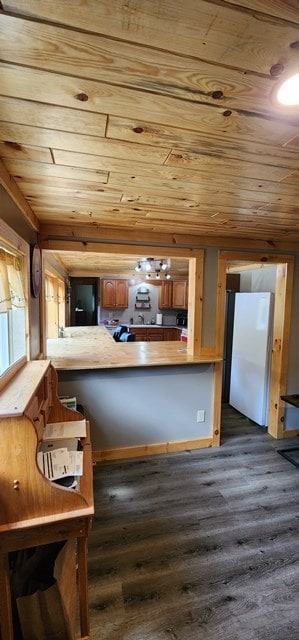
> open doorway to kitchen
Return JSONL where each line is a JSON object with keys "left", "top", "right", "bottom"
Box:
{"left": 215, "top": 251, "right": 294, "bottom": 443}
{"left": 70, "top": 277, "right": 98, "bottom": 326}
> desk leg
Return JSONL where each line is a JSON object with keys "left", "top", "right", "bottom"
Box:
{"left": 0, "top": 553, "right": 14, "bottom": 640}
{"left": 77, "top": 537, "right": 89, "bottom": 639}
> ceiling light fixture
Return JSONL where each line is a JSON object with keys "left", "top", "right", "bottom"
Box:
{"left": 134, "top": 257, "right": 171, "bottom": 279}
{"left": 276, "top": 72, "right": 299, "bottom": 106}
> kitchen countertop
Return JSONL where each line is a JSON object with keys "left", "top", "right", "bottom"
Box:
{"left": 46, "top": 326, "right": 220, "bottom": 371}
{"left": 105, "top": 323, "right": 181, "bottom": 328}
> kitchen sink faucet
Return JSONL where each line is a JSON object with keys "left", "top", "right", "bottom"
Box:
{"left": 138, "top": 313, "right": 145, "bottom": 324}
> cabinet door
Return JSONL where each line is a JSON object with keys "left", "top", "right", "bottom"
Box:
{"left": 101, "top": 279, "right": 116, "bottom": 308}
{"left": 172, "top": 281, "right": 187, "bottom": 309}
{"left": 147, "top": 329, "right": 164, "bottom": 341}
{"left": 159, "top": 281, "right": 173, "bottom": 308}
{"left": 133, "top": 328, "right": 147, "bottom": 341}
{"left": 164, "top": 328, "right": 180, "bottom": 341}
{"left": 115, "top": 280, "right": 128, "bottom": 308}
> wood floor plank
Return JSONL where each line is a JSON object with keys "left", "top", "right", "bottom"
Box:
{"left": 88, "top": 404, "right": 299, "bottom": 639}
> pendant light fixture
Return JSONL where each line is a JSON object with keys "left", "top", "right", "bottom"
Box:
{"left": 134, "top": 257, "right": 171, "bottom": 279}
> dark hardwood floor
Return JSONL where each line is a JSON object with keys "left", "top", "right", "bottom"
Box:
{"left": 88, "top": 405, "right": 299, "bottom": 640}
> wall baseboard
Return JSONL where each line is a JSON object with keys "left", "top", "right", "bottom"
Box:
{"left": 93, "top": 437, "right": 213, "bottom": 462}
{"left": 283, "top": 429, "right": 299, "bottom": 438}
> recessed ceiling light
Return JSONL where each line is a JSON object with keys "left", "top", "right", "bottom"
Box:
{"left": 276, "top": 72, "right": 299, "bottom": 106}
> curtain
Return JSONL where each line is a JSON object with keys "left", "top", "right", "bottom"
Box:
{"left": 58, "top": 280, "right": 65, "bottom": 303}
{"left": 0, "top": 249, "right": 25, "bottom": 313}
{"left": 45, "top": 275, "right": 57, "bottom": 302}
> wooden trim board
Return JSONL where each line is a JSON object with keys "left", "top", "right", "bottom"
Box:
{"left": 92, "top": 437, "right": 213, "bottom": 462}
{"left": 283, "top": 429, "right": 299, "bottom": 438}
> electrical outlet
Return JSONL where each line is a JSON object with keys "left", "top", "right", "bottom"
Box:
{"left": 197, "top": 409, "right": 205, "bottom": 423}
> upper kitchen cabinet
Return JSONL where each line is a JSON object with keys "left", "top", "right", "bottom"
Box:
{"left": 101, "top": 279, "right": 128, "bottom": 309}
{"left": 159, "top": 281, "right": 188, "bottom": 309}
{"left": 172, "top": 281, "right": 188, "bottom": 309}
{"left": 159, "top": 281, "right": 173, "bottom": 309}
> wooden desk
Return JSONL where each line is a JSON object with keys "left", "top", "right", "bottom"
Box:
{"left": 0, "top": 361, "right": 94, "bottom": 640}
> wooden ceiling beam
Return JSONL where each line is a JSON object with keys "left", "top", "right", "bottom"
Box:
{"left": 0, "top": 159, "right": 39, "bottom": 231}
{"left": 39, "top": 223, "right": 299, "bottom": 253}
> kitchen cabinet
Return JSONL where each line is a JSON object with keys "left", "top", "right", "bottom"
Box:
{"left": 147, "top": 328, "right": 164, "bottom": 341}
{"left": 172, "top": 281, "right": 188, "bottom": 308}
{"left": 132, "top": 327, "right": 180, "bottom": 341}
{"left": 159, "top": 281, "right": 173, "bottom": 309}
{"left": 163, "top": 328, "right": 181, "bottom": 341}
{"left": 159, "top": 281, "right": 188, "bottom": 309}
{"left": 101, "top": 279, "right": 128, "bottom": 308}
{"left": 133, "top": 327, "right": 148, "bottom": 342}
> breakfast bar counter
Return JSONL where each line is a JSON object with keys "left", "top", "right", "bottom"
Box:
{"left": 46, "top": 326, "right": 221, "bottom": 458}
{"left": 47, "top": 326, "right": 221, "bottom": 371}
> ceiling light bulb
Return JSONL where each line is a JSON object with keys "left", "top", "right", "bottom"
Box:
{"left": 146, "top": 273, "right": 151, "bottom": 279}
{"left": 156, "top": 272, "right": 160, "bottom": 279}
{"left": 145, "top": 261, "right": 152, "bottom": 272}
{"left": 135, "top": 262, "right": 141, "bottom": 272}
{"left": 277, "top": 72, "right": 299, "bottom": 106}
{"left": 166, "top": 273, "right": 171, "bottom": 279}
{"left": 161, "top": 261, "right": 167, "bottom": 271}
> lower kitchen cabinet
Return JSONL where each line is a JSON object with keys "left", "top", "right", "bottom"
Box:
{"left": 163, "top": 328, "right": 181, "bottom": 341}
{"left": 133, "top": 328, "right": 148, "bottom": 341}
{"left": 131, "top": 327, "right": 180, "bottom": 341}
{"left": 147, "top": 328, "right": 164, "bottom": 341}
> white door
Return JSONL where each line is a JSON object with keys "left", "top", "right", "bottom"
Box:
{"left": 229, "top": 292, "right": 273, "bottom": 426}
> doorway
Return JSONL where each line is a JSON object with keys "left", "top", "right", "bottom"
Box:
{"left": 70, "top": 277, "right": 98, "bottom": 326}
{"left": 215, "top": 251, "right": 294, "bottom": 443}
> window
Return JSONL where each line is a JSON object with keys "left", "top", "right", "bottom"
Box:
{"left": 0, "top": 226, "right": 29, "bottom": 387}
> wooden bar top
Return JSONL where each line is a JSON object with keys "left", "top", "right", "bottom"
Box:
{"left": 46, "top": 326, "right": 221, "bottom": 371}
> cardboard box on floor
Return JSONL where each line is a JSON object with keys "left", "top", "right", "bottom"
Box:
{"left": 16, "top": 539, "right": 77, "bottom": 640}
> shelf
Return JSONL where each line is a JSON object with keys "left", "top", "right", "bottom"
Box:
{"left": 135, "top": 303, "right": 151, "bottom": 309}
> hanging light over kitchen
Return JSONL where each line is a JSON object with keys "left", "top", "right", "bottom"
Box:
{"left": 134, "top": 257, "right": 171, "bottom": 279}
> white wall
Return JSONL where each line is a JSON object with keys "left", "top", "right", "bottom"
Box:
{"left": 240, "top": 265, "right": 277, "bottom": 293}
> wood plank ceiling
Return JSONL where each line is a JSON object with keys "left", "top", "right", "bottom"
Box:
{"left": 0, "top": 1, "right": 299, "bottom": 275}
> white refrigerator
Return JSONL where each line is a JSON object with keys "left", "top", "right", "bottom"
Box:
{"left": 229, "top": 292, "right": 273, "bottom": 427}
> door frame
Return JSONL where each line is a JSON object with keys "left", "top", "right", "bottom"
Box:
{"left": 70, "top": 277, "right": 98, "bottom": 326}
{"left": 213, "top": 251, "right": 294, "bottom": 444}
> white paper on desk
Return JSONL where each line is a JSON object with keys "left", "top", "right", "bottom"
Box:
{"left": 37, "top": 448, "right": 83, "bottom": 479}
{"left": 40, "top": 438, "right": 80, "bottom": 453}
{"left": 37, "top": 448, "right": 70, "bottom": 480}
{"left": 43, "top": 419, "right": 86, "bottom": 440}
{"left": 68, "top": 450, "right": 84, "bottom": 476}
